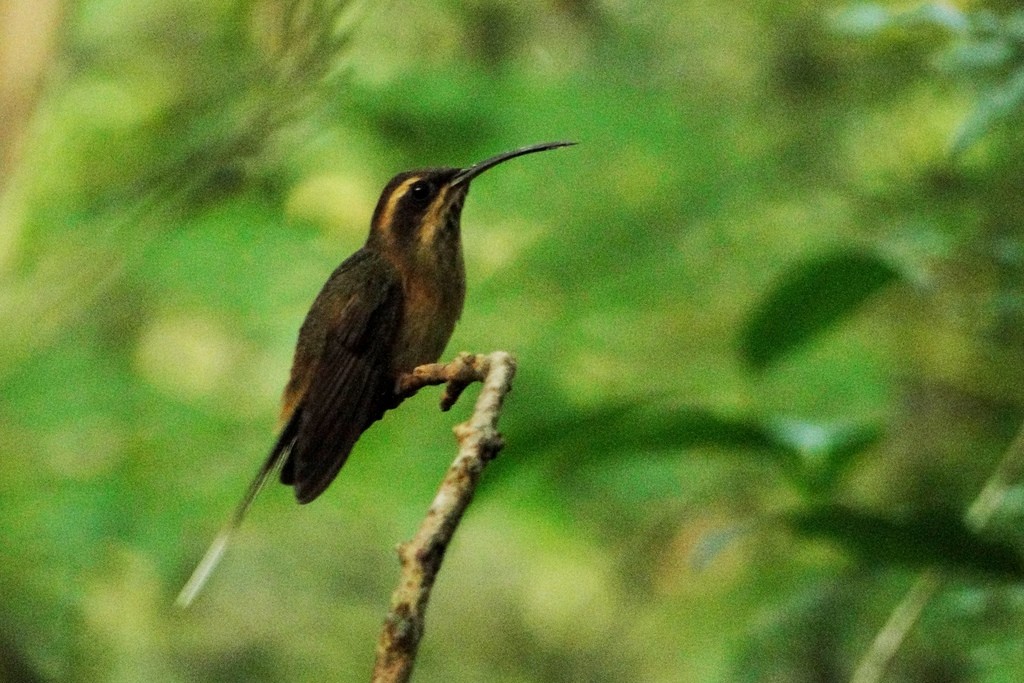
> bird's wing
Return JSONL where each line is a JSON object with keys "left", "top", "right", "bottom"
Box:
{"left": 176, "top": 253, "right": 402, "bottom": 606}
{"left": 283, "top": 261, "right": 404, "bottom": 504}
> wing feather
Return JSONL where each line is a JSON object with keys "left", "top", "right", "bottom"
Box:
{"left": 178, "top": 251, "right": 403, "bottom": 605}
{"left": 283, "top": 257, "right": 403, "bottom": 503}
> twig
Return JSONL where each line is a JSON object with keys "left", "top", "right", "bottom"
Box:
{"left": 396, "top": 351, "right": 492, "bottom": 411}
{"left": 371, "top": 351, "right": 516, "bottom": 683}
{"left": 850, "top": 422, "right": 1024, "bottom": 683}
{"left": 849, "top": 571, "right": 941, "bottom": 683}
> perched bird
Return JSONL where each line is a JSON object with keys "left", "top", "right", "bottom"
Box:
{"left": 177, "top": 141, "right": 574, "bottom": 606}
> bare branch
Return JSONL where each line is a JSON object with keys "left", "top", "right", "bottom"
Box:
{"left": 849, "top": 571, "right": 941, "bottom": 683}
{"left": 371, "top": 351, "right": 516, "bottom": 683}
{"left": 396, "top": 352, "right": 493, "bottom": 411}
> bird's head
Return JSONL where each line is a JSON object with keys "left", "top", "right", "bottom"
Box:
{"left": 366, "top": 141, "right": 575, "bottom": 271}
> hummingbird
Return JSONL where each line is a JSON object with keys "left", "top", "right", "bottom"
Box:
{"left": 177, "top": 141, "right": 574, "bottom": 606}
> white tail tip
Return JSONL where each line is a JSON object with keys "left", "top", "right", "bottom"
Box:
{"left": 175, "top": 528, "right": 231, "bottom": 608}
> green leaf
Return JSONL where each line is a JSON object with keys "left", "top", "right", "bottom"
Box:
{"left": 934, "top": 40, "right": 1013, "bottom": 75}
{"left": 516, "top": 403, "right": 781, "bottom": 457}
{"left": 951, "top": 66, "right": 1024, "bottom": 157}
{"left": 831, "top": 3, "right": 969, "bottom": 37}
{"left": 516, "top": 399, "right": 882, "bottom": 496}
{"left": 898, "top": 3, "right": 971, "bottom": 33}
{"left": 641, "top": 407, "right": 781, "bottom": 452}
{"left": 767, "top": 419, "right": 883, "bottom": 493}
{"left": 830, "top": 5, "right": 897, "bottom": 37}
{"left": 787, "top": 505, "right": 1024, "bottom": 579}
{"left": 740, "top": 250, "right": 903, "bottom": 371}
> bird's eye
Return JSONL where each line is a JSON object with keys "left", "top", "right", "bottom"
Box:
{"left": 409, "top": 181, "right": 432, "bottom": 203}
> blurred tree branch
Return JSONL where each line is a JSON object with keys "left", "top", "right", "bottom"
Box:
{"left": 372, "top": 352, "right": 516, "bottom": 683}
{"left": 851, "top": 421, "right": 1024, "bottom": 683}
{"left": 0, "top": 0, "right": 367, "bottom": 379}
{"left": 0, "top": 0, "right": 62, "bottom": 197}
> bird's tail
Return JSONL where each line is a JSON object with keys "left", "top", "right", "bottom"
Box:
{"left": 175, "top": 412, "right": 300, "bottom": 608}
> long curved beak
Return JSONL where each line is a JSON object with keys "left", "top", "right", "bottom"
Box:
{"left": 451, "top": 141, "right": 576, "bottom": 186}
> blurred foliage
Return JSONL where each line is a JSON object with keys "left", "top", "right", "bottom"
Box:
{"left": 2, "top": 0, "right": 1024, "bottom": 682}
{"left": 786, "top": 505, "right": 1023, "bottom": 579}
{"left": 833, "top": 2, "right": 1024, "bottom": 155}
{"left": 739, "top": 249, "right": 905, "bottom": 371}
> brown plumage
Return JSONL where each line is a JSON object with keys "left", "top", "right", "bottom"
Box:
{"left": 176, "top": 141, "right": 574, "bottom": 606}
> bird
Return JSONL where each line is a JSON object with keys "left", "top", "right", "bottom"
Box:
{"left": 176, "top": 141, "right": 574, "bottom": 606}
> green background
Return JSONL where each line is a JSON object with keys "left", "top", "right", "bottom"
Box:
{"left": 2, "top": 1, "right": 1024, "bottom": 681}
